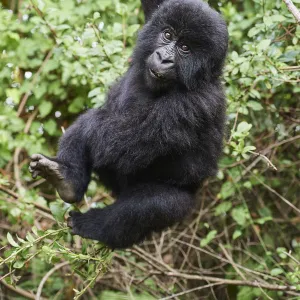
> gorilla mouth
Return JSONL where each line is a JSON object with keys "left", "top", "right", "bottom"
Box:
{"left": 149, "top": 68, "right": 164, "bottom": 79}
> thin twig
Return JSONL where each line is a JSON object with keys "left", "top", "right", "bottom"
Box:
{"left": 17, "top": 49, "right": 55, "bottom": 116}
{"left": 150, "top": 271, "right": 298, "bottom": 292}
{"left": 261, "top": 134, "right": 300, "bottom": 154}
{"left": 219, "top": 244, "right": 247, "bottom": 280}
{"left": 35, "top": 262, "right": 69, "bottom": 300}
{"left": 249, "top": 151, "right": 277, "bottom": 170}
{"left": 13, "top": 109, "right": 39, "bottom": 190}
{"left": 253, "top": 174, "right": 300, "bottom": 215}
{"left": 173, "top": 239, "right": 280, "bottom": 281}
{"left": 30, "top": 0, "right": 58, "bottom": 43}
{"left": 160, "top": 282, "right": 223, "bottom": 300}
{"left": 282, "top": 0, "right": 300, "bottom": 23}
{"left": 13, "top": 147, "right": 23, "bottom": 190}
{"left": 0, "top": 184, "right": 51, "bottom": 214}
{"left": 0, "top": 280, "right": 42, "bottom": 300}
{"left": 228, "top": 111, "right": 239, "bottom": 144}
{"left": 0, "top": 185, "right": 18, "bottom": 198}
{"left": 24, "top": 109, "right": 38, "bottom": 133}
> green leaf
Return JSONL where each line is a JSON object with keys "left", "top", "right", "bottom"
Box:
{"left": 250, "top": 89, "right": 261, "bottom": 99}
{"left": 16, "top": 235, "right": 26, "bottom": 244}
{"left": 7, "top": 232, "right": 19, "bottom": 247}
{"left": 68, "top": 97, "right": 85, "bottom": 113}
{"left": 248, "top": 26, "right": 261, "bottom": 37}
{"left": 200, "top": 230, "right": 217, "bottom": 247}
{"left": 257, "top": 39, "right": 271, "bottom": 51}
{"left": 13, "top": 260, "right": 25, "bottom": 269}
{"left": 44, "top": 119, "right": 57, "bottom": 136}
{"left": 50, "top": 201, "right": 68, "bottom": 222}
{"left": 231, "top": 51, "right": 239, "bottom": 60}
{"left": 220, "top": 182, "right": 235, "bottom": 200}
{"left": 255, "top": 217, "right": 272, "bottom": 224}
{"left": 240, "top": 61, "right": 250, "bottom": 74}
{"left": 237, "top": 122, "right": 252, "bottom": 134}
{"left": 6, "top": 88, "right": 21, "bottom": 104}
{"left": 214, "top": 201, "right": 232, "bottom": 216}
{"left": 88, "top": 87, "right": 101, "bottom": 98}
{"left": 271, "top": 15, "right": 286, "bottom": 22}
{"left": 39, "top": 101, "right": 53, "bottom": 118}
{"left": 231, "top": 207, "right": 248, "bottom": 226}
{"left": 247, "top": 101, "right": 263, "bottom": 111}
{"left": 270, "top": 268, "right": 284, "bottom": 276}
{"left": 276, "top": 247, "right": 288, "bottom": 259}
{"left": 93, "top": 12, "right": 101, "bottom": 20}
{"left": 32, "top": 226, "right": 39, "bottom": 236}
{"left": 233, "top": 230, "right": 242, "bottom": 240}
{"left": 26, "top": 232, "right": 35, "bottom": 243}
{"left": 10, "top": 207, "right": 22, "bottom": 217}
{"left": 127, "top": 24, "right": 140, "bottom": 37}
{"left": 35, "top": 84, "right": 47, "bottom": 99}
{"left": 263, "top": 16, "right": 273, "bottom": 27}
{"left": 243, "top": 145, "right": 256, "bottom": 153}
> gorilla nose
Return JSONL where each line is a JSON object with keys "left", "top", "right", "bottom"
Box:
{"left": 155, "top": 51, "right": 174, "bottom": 69}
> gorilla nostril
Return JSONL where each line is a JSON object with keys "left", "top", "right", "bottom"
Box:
{"left": 155, "top": 51, "right": 162, "bottom": 60}
{"left": 162, "top": 59, "right": 174, "bottom": 65}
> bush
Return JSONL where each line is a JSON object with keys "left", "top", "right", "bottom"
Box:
{"left": 0, "top": 0, "right": 299, "bottom": 299}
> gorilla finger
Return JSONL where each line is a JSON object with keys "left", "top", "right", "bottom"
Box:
{"left": 67, "top": 217, "right": 73, "bottom": 228}
{"left": 30, "top": 154, "right": 44, "bottom": 161}
{"left": 69, "top": 211, "right": 76, "bottom": 217}
{"left": 36, "top": 159, "right": 50, "bottom": 172}
{"left": 29, "top": 166, "right": 38, "bottom": 174}
{"left": 29, "top": 161, "right": 43, "bottom": 171}
{"left": 32, "top": 170, "right": 40, "bottom": 179}
{"left": 29, "top": 161, "right": 38, "bottom": 168}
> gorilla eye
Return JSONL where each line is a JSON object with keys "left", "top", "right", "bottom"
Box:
{"left": 164, "top": 31, "right": 172, "bottom": 40}
{"left": 181, "top": 44, "right": 190, "bottom": 52}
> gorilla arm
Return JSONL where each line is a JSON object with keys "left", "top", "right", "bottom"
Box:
{"left": 67, "top": 183, "right": 194, "bottom": 249}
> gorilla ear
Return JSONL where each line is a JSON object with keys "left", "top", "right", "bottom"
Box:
{"left": 141, "top": 0, "right": 166, "bottom": 21}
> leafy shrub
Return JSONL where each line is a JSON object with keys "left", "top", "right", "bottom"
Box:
{"left": 0, "top": 0, "right": 299, "bottom": 299}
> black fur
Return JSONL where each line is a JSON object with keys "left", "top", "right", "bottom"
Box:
{"left": 141, "top": 0, "right": 165, "bottom": 21}
{"left": 34, "top": 0, "right": 228, "bottom": 249}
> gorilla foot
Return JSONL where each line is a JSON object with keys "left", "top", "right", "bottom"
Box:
{"left": 29, "top": 154, "right": 77, "bottom": 203}
{"left": 29, "top": 154, "right": 63, "bottom": 180}
{"left": 67, "top": 211, "right": 96, "bottom": 239}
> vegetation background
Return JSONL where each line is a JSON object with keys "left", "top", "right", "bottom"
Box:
{"left": 0, "top": 0, "right": 299, "bottom": 299}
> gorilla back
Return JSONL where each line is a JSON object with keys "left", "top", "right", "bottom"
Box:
{"left": 29, "top": 0, "right": 228, "bottom": 249}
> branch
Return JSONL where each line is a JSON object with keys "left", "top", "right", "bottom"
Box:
{"left": 17, "top": 48, "right": 54, "bottom": 116}
{"left": 283, "top": 0, "right": 300, "bottom": 23}
{"left": 151, "top": 271, "right": 299, "bottom": 293}
{"left": 0, "top": 184, "right": 51, "bottom": 214}
{"left": 35, "top": 262, "right": 68, "bottom": 300}
{"left": 249, "top": 151, "right": 277, "bottom": 170}
{"left": 252, "top": 175, "right": 300, "bottom": 215}
{"left": 0, "top": 279, "right": 42, "bottom": 300}
{"left": 160, "top": 282, "right": 223, "bottom": 300}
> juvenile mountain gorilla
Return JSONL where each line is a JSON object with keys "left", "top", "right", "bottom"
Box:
{"left": 29, "top": 0, "right": 228, "bottom": 249}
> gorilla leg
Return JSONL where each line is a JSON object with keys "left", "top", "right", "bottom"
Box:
{"left": 29, "top": 112, "right": 94, "bottom": 203}
{"left": 67, "top": 183, "right": 195, "bottom": 249}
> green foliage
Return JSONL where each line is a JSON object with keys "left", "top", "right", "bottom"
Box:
{"left": 0, "top": 0, "right": 299, "bottom": 299}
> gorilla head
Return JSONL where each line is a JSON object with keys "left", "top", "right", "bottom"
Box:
{"left": 133, "top": 0, "right": 228, "bottom": 91}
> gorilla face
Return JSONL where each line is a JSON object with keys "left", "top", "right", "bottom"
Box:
{"left": 134, "top": 0, "right": 228, "bottom": 91}
{"left": 145, "top": 29, "right": 191, "bottom": 89}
